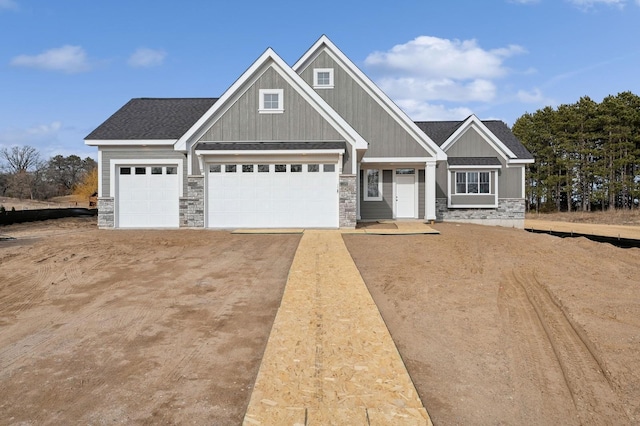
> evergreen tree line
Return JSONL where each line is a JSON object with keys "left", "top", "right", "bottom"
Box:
{"left": 0, "top": 145, "right": 96, "bottom": 200}
{"left": 513, "top": 91, "right": 640, "bottom": 212}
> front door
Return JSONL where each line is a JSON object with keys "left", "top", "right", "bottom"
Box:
{"left": 396, "top": 170, "right": 415, "bottom": 218}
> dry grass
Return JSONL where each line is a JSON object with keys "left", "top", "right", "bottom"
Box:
{"left": 0, "top": 195, "right": 91, "bottom": 210}
{"left": 526, "top": 209, "right": 640, "bottom": 226}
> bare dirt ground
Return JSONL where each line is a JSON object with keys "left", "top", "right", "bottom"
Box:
{"left": 1, "top": 196, "right": 92, "bottom": 210}
{"left": 0, "top": 218, "right": 300, "bottom": 425}
{"left": 527, "top": 209, "right": 640, "bottom": 226}
{"left": 344, "top": 224, "right": 640, "bottom": 425}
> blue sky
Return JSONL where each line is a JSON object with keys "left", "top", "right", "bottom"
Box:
{"left": 1, "top": 0, "right": 639, "bottom": 160}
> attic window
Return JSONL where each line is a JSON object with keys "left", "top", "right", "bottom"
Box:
{"left": 259, "top": 89, "right": 284, "bottom": 113}
{"left": 313, "top": 68, "right": 334, "bottom": 89}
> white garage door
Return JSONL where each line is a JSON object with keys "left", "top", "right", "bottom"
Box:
{"left": 207, "top": 162, "right": 338, "bottom": 228}
{"left": 117, "top": 165, "right": 179, "bottom": 228}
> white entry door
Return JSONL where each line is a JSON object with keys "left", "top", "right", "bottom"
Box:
{"left": 396, "top": 172, "right": 416, "bottom": 218}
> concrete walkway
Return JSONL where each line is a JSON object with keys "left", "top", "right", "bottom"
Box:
{"left": 243, "top": 230, "right": 431, "bottom": 425}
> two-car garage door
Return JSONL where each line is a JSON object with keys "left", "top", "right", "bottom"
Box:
{"left": 207, "top": 161, "right": 338, "bottom": 228}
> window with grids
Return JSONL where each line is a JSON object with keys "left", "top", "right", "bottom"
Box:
{"left": 313, "top": 68, "right": 334, "bottom": 88}
{"left": 259, "top": 89, "right": 283, "bottom": 113}
{"left": 456, "top": 171, "right": 490, "bottom": 194}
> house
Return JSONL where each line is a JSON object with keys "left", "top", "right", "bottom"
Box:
{"left": 85, "top": 36, "right": 533, "bottom": 230}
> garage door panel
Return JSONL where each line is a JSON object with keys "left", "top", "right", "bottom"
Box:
{"left": 207, "top": 161, "right": 338, "bottom": 228}
{"left": 117, "top": 165, "right": 179, "bottom": 228}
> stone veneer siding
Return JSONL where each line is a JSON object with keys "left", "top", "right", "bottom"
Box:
{"left": 436, "top": 198, "right": 525, "bottom": 227}
{"left": 179, "top": 175, "right": 205, "bottom": 228}
{"left": 97, "top": 197, "right": 114, "bottom": 228}
{"left": 339, "top": 174, "right": 357, "bottom": 228}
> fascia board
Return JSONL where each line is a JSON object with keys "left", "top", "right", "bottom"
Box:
{"left": 507, "top": 158, "right": 535, "bottom": 165}
{"left": 85, "top": 139, "right": 176, "bottom": 146}
{"left": 294, "top": 36, "right": 446, "bottom": 161}
{"left": 441, "top": 116, "right": 517, "bottom": 160}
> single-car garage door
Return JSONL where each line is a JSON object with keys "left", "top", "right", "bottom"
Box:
{"left": 207, "top": 162, "right": 338, "bottom": 228}
{"left": 117, "top": 165, "right": 179, "bottom": 228}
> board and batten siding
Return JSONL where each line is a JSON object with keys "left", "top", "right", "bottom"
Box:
{"left": 445, "top": 127, "right": 502, "bottom": 158}
{"left": 442, "top": 127, "right": 524, "bottom": 200}
{"left": 197, "top": 66, "right": 351, "bottom": 174}
{"left": 359, "top": 169, "right": 393, "bottom": 220}
{"left": 100, "top": 147, "right": 187, "bottom": 197}
{"left": 499, "top": 166, "right": 523, "bottom": 198}
{"left": 299, "top": 51, "right": 430, "bottom": 158}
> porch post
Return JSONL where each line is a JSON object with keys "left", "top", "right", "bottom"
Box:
{"left": 356, "top": 162, "right": 361, "bottom": 220}
{"left": 425, "top": 160, "right": 437, "bottom": 221}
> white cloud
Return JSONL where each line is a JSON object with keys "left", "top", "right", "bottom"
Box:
{"left": 567, "top": 0, "right": 626, "bottom": 9}
{"left": 10, "top": 45, "right": 91, "bottom": 73}
{"left": 365, "top": 36, "right": 525, "bottom": 80}
{"left": 0, "top": 122, "right": 62, "bottom": 146}
{"left": 378, "top": 77, "right": 497, "bottom": 103}
{"left": 0, "top": 0, "right": 18, "bottom": 10}
{"left": 364, "top": 35, "right": 528, "bottom": 120}
{"left": 396, "top": 100, "right": 474, "bottom": 121}
{"left": 516, "top": 88, "right": 545, "bottom": 103}
{"left": 128, "top": 48, "right": 166, "bottom": 68}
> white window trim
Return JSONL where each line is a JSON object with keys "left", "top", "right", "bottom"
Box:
{"left": 364, "top": 168, "right": 383, "bottom": 201}
{"left": 454, "top": 171, "right": 492, "bottom": 195}
{"left": 259, "top": 89, "right": 284, "bottom": 114}
{"left": 447, "top": 169, "right": 499, "bottom": 208}
{"left": 313, "top": 68, "right": 334, "bottom": 89}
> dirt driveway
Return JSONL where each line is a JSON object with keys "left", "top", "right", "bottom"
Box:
{"left": 0, "top": 218, "right": 300, "bottom": 425}
{"left": 344, "top": 224, "right": 640, "bottom": 425}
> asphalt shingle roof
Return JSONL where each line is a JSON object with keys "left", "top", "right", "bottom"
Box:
{"left": 415, "top": 119, "right": 533, "bottom": 160}
{"left": 195, "top": 142, "right": 346, "bottom": 151}
{"left": 85, "top": 98, "right": 218, "bottom": 140}
{"left": 448, "top": 157, "right": 502, "bottom": 166}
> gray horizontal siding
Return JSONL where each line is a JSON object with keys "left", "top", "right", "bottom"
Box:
{"left": 100, "top": 147, "right": 186, "bottom": 197}
{"left": 360, "top": 169, "right": 393, "bottom": 220}
{"left": 300, "top": 51, "right": 430, "bottom": 158}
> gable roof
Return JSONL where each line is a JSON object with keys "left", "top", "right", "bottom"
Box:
{"left": 85, "top": 98, "right": 218, "bottom": 141}
{"left": 293, "top": 35, "right": 446, "bottom": 161}
{"left": 174, "top": 48, "right": 368, "bottom": 165}
{"left": 415, "top": 117, "right": 533, "bottom": 161}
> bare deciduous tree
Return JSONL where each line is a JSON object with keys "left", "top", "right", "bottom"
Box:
{"left": 0, "top": 145, "right": 41, "bottom": 173}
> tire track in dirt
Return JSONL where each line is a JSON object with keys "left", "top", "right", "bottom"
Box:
{"left": 498, "top": 273, "right": 578, "bottom": 424}
{"left": 509, "top": 270, "right": 629, "bottom": 425}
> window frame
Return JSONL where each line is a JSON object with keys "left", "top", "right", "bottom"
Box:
{"left": 313, "top": 68, "right": 334, "bottom": 89}
{"left": 259, "top": 89, "right": 284, "bottom": 113}
{"left": 455, "top": 171, "right": 491, "bottom": 194}
{"left": 364, "top": 168, "right": 383, "bottom": 201}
